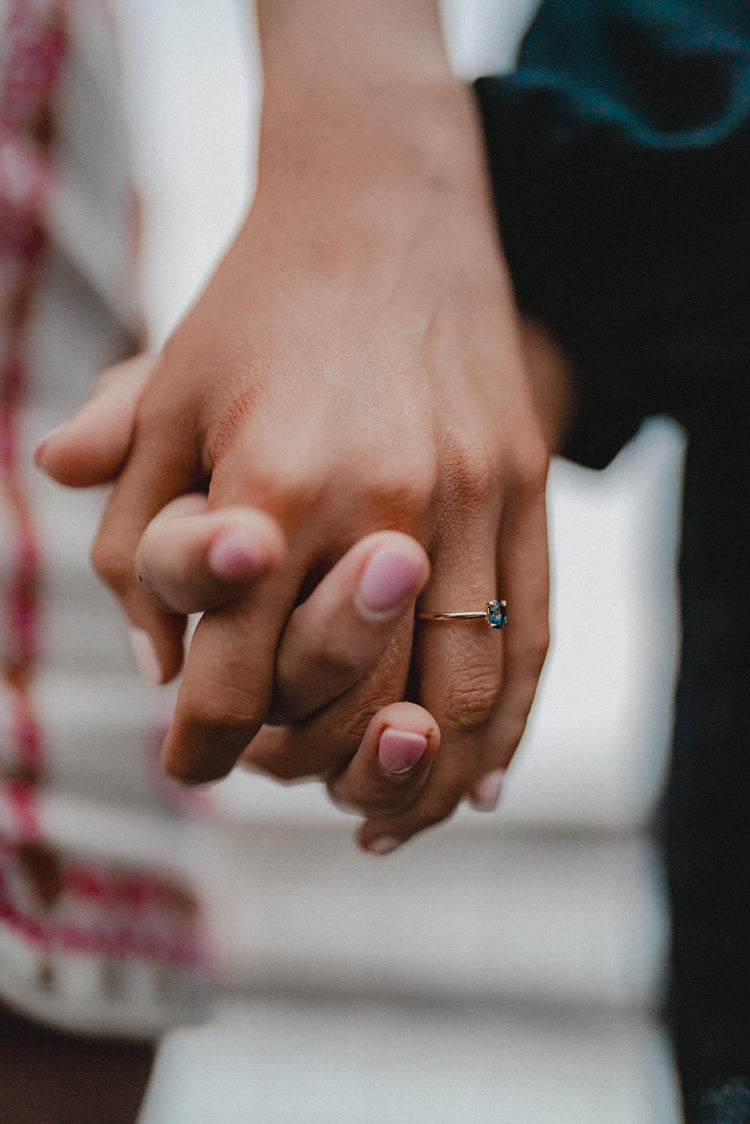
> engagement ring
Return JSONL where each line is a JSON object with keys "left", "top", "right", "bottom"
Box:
{"left": 416, "top": 600, "right": 507, "bottom": 629}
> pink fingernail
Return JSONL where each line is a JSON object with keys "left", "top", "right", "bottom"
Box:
{"left": 208, "top": 534, "right": 265, "bottom": 580}
{"left": 471, "top": 768, "right": 506, "bottom": 812}
{"left": 364, "top": 835, "right": 403, "bottom": 856}
{"left": 378, "top": 728, "right": 428, "bottom": 775}
{"left": 356, "top": 549, "right": 423, "bottom": 615}
{"left": 128, "top": 628, "right": 164, "bottom": 687}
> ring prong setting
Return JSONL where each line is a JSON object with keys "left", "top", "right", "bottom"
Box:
{"left": 486, "top": 600, "right": 508, "bottom": 629}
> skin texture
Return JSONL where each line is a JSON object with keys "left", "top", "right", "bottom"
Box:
{"left": 37, "top": 335, "right": 571, "bottom": 850}
{"left": 35, "top": 1, "right": 577, "bottom": 851}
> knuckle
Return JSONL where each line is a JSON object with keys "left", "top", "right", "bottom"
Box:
{"left": 201, "top": 382, "right": 265, "bottom": 468}
{"left": 248, "top": 461, "right": 327, "bottom": 520}
{"left": 315, "top": 633, "right": 367, "bottom": 683}
{"left": 440, "top": 673, "right": 499, "bottom": 734}
{"left": 131, "top": 375, "right": 182, "bottom": 437}
{"left": 444, "top": 440, "right": 497, "bottom": 510}
{"left": 510, "top": 438, "right": 549, "bottom": 498}
{"left": 359, "top": 457, "right": 438, "bottom": 523}
{"left": 339, "top": 694, "right": 394, "bottom": 751}
{"left": 183, "top": 679, "right": 267, "bottom": 736}
{"left": 89, "top": 532, "right": 131, "bottom": 594}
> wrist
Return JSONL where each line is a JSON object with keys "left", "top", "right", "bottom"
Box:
{"left": 250, "top": 85, "right": 497, "bottom": 288}
{"left": 255, "top": 0, "right": 487, "bottom": 203}
{"left": 257, "top": 0, "right": 450, "bottom": 95}
{"left": 261, "top": 78, "right": 482, "bottom": 187}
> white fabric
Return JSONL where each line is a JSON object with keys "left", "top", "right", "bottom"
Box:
{"left": 139, "top": 999, "right": 682, "bottom": 1124}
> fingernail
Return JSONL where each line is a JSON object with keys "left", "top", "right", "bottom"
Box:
{"left": 378, "top": 728, "right": 428, "bottom": 775}
{"left": 208, "top": 534, "right": 265, "bottom": 580}
{"left": 470, "top": 768, "right": 506, "bottom": 812}
{"left": 364, "top": 835, "right": 403, "bottom": 856}
{"left": 128, "top": 627, "right": 164, "bottom": 686}
{"left": 356, "top": 549, "right": 424, "bottom": 616}
{"left": 33, "top": 421, "right": 69, "bottom": 465}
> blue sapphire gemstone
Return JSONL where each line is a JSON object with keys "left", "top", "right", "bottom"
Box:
{"left": 487, "top": 600, "right": 507, "bottom": 629}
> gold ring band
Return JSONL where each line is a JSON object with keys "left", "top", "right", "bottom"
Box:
{"left": 416, "top": 600, "right": 507, "bottom": 630}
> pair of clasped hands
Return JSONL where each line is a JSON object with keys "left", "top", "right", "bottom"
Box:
{"left": 35, "top": 2, "right": 570, "bottom": 855}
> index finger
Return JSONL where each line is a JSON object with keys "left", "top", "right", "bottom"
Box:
{"left": 160, "top": 558, "right": 309, "bottom": 783}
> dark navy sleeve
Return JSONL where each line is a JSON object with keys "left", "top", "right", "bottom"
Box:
{"left": 474, "top": 0, "right": 750, "bottom": 468}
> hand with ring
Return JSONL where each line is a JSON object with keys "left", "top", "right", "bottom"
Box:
{"left": 34, "top": 0, "right": 562, "bottom": 852}
{"left": 35, "top": 310, "right": 572, "bottom": 854}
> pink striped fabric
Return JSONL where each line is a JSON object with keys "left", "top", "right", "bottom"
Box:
{"left": 1, "top": 0, "right": 211, "bottom": 1036}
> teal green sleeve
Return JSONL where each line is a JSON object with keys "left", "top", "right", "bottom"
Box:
{"left": 474, "top": 0, "right": 750, "bottom": 467}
